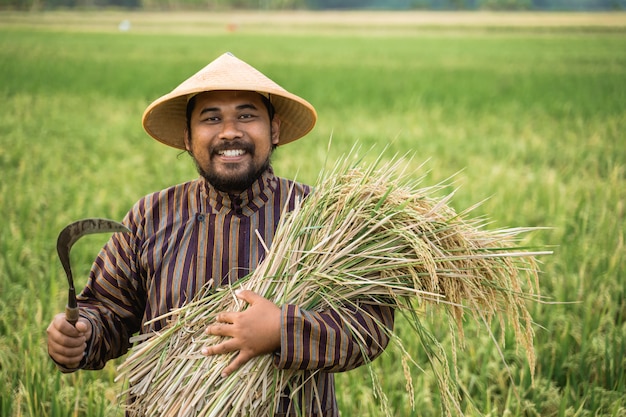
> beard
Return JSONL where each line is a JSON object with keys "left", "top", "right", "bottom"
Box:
{"left": 191, "top": 141, "right": 273, "bottom": 193}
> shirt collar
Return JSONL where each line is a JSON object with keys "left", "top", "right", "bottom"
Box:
{"left": 202, "top": 168, "right": 276, "bottom": 215}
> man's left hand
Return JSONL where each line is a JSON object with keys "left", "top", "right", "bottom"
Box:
{"left": 202, "top": 289, "right": 281, "bottom": 377}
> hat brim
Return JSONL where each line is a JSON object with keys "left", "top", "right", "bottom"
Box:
{"left": 143, "top": 87, "right": 316, "bottom": 150}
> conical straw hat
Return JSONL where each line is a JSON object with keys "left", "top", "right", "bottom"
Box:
{"left": 142, "top": 52, "right": 317, "bottom": 149}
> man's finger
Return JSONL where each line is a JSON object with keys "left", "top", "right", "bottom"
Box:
{"left": 205, "top": 322, "right": 235, "bottom": 338}
{"left": 235, "top": 289, "right": 262, "bottom": 304}
{"left": 201, "top": 339, "right": 237, "bottom": 356}
{"left": 75, "top": 319, "right": 89, "bottom": 334}
{"left": 47, "top": 337, "right": 86, "bottom": 368}
{"left": 47, "top": 325, "right": 85, "bottom": 348}
{"left": 49, "top": 342, "right": 86, "bottom": 359}
{"left": 49, "top": 334, "right": 85, "bottom": 349}
{"left": 48, "top": 313, "right": 89, "bottom": 336}
{"left": 50, "top": 317, "right": 76, "bottom": 336}
{"left": 214, "top": 312, "right": 236, "bottom": 324}
{"left": 221, "top": 351, "right": 252, "bottom": 377}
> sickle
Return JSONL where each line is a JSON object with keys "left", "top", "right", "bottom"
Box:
{"left": 56, "top": 218, "right": 131, "bottom": 325}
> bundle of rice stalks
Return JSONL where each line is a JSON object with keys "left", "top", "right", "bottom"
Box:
{"left": 117, "top": 154, "right": 549, "bottom": 417}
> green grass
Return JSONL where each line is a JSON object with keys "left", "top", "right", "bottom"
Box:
{"left": 0, "top": 11, "right": 624, "bottom": 417}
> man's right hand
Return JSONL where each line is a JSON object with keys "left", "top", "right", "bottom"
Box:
{"left": 46, "top": 312, "right": 92, "bottom": 372}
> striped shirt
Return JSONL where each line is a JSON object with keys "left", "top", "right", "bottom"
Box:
{"left": 77, "top": 168, "right": 394, "bottom": 416}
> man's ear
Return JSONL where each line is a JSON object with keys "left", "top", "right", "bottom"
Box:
{"left": 183, "top": 128, "right": 192, "bottom": 152}
{"left": 271, "top": 117, "right": 281, "bottom": 146}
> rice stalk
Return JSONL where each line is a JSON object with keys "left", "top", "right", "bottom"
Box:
{"left": 116, "top": 153, "right": 549, "bottom": 416}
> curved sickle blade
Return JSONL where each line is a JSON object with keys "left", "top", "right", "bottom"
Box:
{"left": 56, "top": 218, "right": 130, "bottom": 325}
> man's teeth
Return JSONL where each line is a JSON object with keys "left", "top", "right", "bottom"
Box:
{"left": 219, "top": 149, "right": 245, "bottom": 157}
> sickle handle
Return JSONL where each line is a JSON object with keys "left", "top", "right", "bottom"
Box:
{"left": 65, "top": 288, "right": 79, "bottom": 326}
{"left": 66, "top": 306, "right": 79, "bottom": 326}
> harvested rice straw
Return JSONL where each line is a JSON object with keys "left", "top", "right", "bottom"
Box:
{"left": 117, "top": 154, "right": 549, "bottom": 417}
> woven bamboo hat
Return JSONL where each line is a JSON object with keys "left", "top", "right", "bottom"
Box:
{"left": 142, "top": 52, "right": 317, "bottom": 150}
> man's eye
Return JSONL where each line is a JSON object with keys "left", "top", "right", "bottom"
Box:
{"left": 239, "top": 113, "right": 257, "bottom": 120}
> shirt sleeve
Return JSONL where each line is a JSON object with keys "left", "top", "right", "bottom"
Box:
{"left": 274, "top": 302, "right": 395, "bottom": 372}
{"left": 76, "top": 208, "right": 146, "bottom": 370}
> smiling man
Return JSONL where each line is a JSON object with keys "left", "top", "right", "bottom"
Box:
{"left": 46, "top": 52, "right": 394, "bottom": 416}
{"left": 185, "top": 90, "right": 280, "bottom": 193}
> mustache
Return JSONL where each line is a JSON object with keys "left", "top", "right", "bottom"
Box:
{"left": 211, "top": 141, "right": 254, "bottom": 155}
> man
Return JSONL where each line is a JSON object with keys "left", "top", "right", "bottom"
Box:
{"left": 47, "top": 52, "right": 394, "bottom": 416}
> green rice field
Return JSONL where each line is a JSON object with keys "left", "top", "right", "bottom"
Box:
{"left": 0, "top": 10, "right": 624, "bottom": 416}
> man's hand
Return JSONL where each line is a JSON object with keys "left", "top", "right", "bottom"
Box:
{"left": 202, "top": 290, "right": 281, "bottom": 377}
{"left": 46, "top": 312, "right": 92, "bottom": 372}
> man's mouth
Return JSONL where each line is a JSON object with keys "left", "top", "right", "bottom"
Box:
{"left": 218, "top": 149, "right": 246, "bottom": 157}
{"left": 213, "top": 141, "right": 254, "bottom": 159}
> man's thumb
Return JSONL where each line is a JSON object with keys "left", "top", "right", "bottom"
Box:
{"left": 75, "top": 319, "right": 89, "bottom": 334}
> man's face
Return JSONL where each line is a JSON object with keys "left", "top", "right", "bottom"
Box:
{"left": 184, "top": 90, "right": 280, "bottom": 194}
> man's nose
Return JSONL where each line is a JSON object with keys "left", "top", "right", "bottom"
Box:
{"left": 219, "top": 118, "right": 243, "bottom": 140}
